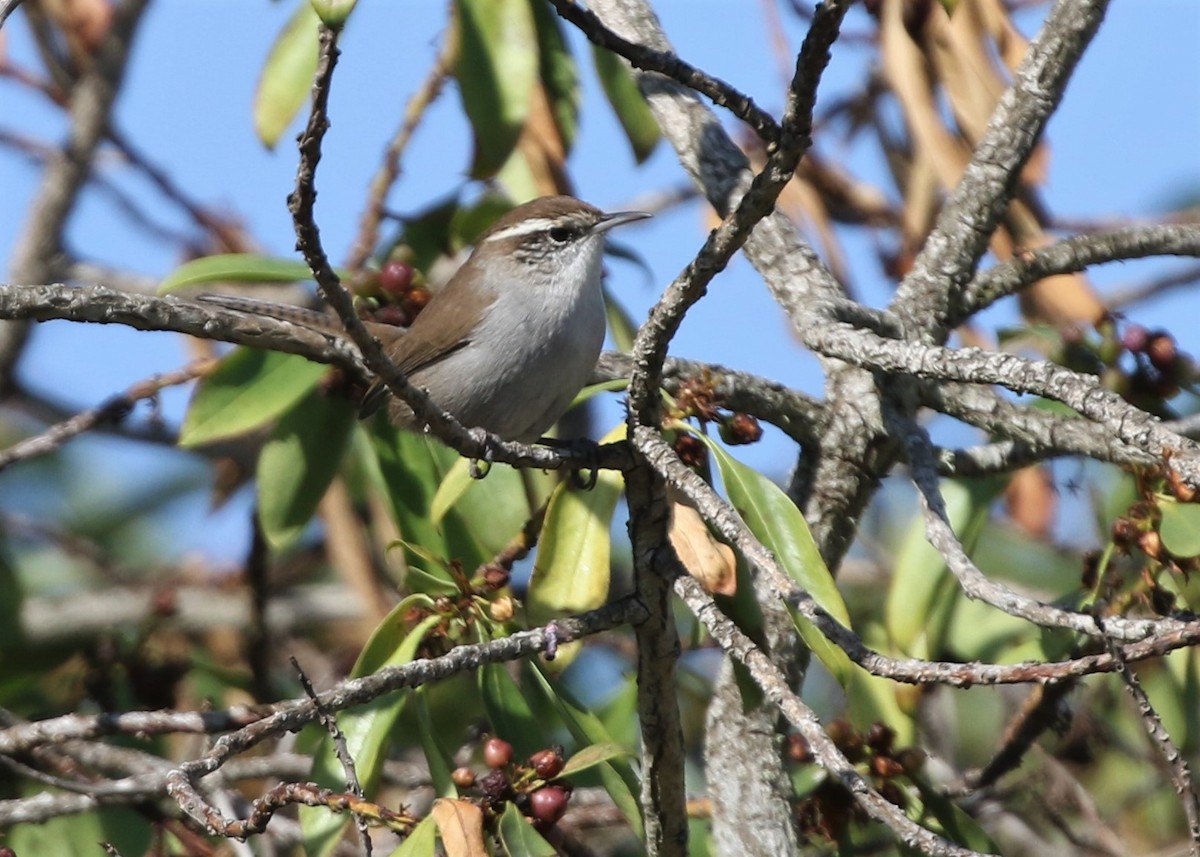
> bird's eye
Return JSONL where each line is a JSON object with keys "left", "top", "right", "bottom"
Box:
{"left": 548, "top": 226, "right": 573, "bottom": 242}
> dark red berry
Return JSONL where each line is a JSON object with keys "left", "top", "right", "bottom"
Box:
{"left": 786, "top": 734, "right": 812, "bottom": 763}
{"left": 379, "top": 260, "right": 415, "bottom": 295}
{"left": 529, "top": 785, "right": 569, "bottom": 825}
{"left": 479, "top": 768, "right": 511, "bottom": 801}
{"left": 719, "top": 412, "right": 763, "bottom": 445}
{"left": 406, "top": 287, "right": 431, "bottom": 311}
{"left": 529, "top": 747, "right": 565, "bottom": 780}
{"left": 870, "top": 755, "right": 905, "bottom": 778}
{"left": 865, "top": 723, "right": 895, "bottom": 754}
{"left": 1146, "top": 332, "right": 1177, "bottom": 372}
{"left": 673, "top": 434, "right": 708, "bottom": 469}
{"left": 371, "top": 304, "right": 409, "bottom": 328}
{"left": 483, "top": 737, "right": 514, "bottom": 769}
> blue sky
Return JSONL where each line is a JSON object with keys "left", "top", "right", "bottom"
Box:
{"left": 2, "top": 1, "right": 1198, "bottom": 561}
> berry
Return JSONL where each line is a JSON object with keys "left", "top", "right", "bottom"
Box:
{"left": 529, "top": 747, "right": 565, "bottom": 780}
{"left": 479, "top": 768, "right": 511, "bottom": 801}
{"left": 371, "top": 304, "right": 409, "bottom": 328}
{"left": 529, "top": 785, "right": 569, "bottom": 825}
{"left": 378, "top": 260, "right": 415, "bottom": 295}
{"left": 719, "top": 413, "right": 763, "bottom": 445}
{"left": 483, "top": 737, "right": 514, "bottom": 769}
{"left": 451, "top": 767, "right": 477, "bottom": 789}
{"left": 673, "top": 434, "right": 708, "bottom": 470}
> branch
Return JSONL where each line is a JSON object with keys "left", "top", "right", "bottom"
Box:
{"left": 799, "top": 306, "right": 1200, "bottom": 486}
{"left": 892, "top": 0, "right": 1112, "bottom": 336}
{"left": 2, "top": 0, "right": 151, "bottom": 385}
{"left": 675, "top": 575, "right": 989, "bottom": 857}
{"left": 0, "top": 283, "right": 633, "bottom": 473}
{"left": 0, "top": 358, "right": 216, "bottom": 471}
{"left": 163, "top": 598, "right": 642, "bottom": 833}
{"left": 548, "top": 0, "right": 781, "bottom": 145}
{"left": 958, "top": 224, "right": 1200, "bottom": 324}
{"left": 1100, "top": 623, "right": 1200, "bottom": 850}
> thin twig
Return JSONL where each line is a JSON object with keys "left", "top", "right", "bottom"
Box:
{"left": 0, "top": 358, "right": 217, "bottom": 472}
{"left": 345, "top": 29, "right": 455, "bottom": 271}
{"left": 293, "top": 656, "right": 372, "bottom": 855}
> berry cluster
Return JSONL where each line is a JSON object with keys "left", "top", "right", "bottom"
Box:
{"left": 348, "top": 249, "right": 433, "bottom": 329}
{"left": 788, "top": 721, "right": 925, "bottom": 842}
{"left": 451, "top": 738, "right": 573, "bottom": 830}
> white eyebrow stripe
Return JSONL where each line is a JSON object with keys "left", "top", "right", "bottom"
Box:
{"left": 482, "top": 218, "right": 565, "bottom": 243}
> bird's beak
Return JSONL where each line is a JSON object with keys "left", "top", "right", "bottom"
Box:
{"left": 593, "top": 209, "right": 652, "bottom": 235}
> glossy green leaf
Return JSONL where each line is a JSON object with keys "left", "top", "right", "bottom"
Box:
{"left": 454, "top": 0, "right": 538, "bottom": 178}
{"left": 592, "top": 45, "right": 660, "bottom": 163}
{"left": 443, "top": 460, "right": 532, "bottom": 558}
{"left": 429, "top": 456, "right": 477, "bottom": 525}
{"left": 560, "top": 741, "right": 634, "bottom": 777}
{"left": 527, "top": 426, "right": 625, "bottom": 627}
{"left": 525, "top": 662, "right": 643, "bottom": 836}
{"left": 366, "top": 420, "right": 490, "bottom": 582}
{"left": 301, "top": 610, "right": 443, "bottom": 857}
{"left": 254, "top": 2, "right": 320, "bottom": 148}
{"left": 385, "top": 814, "right": 437, "bottom": 857}
{"left": 497, "top": 803, "right": 557, "bottom": 857}
{"left": 257, "top": 388, "right": 355, "bottom": 550}
{"left": 1160, "top": 497, "right": 1200, "bottom": 557}
{"left": 887, "top": 479, "right": 1000, "bottom": 657}
{"left": 158, "top": 253, "right": 319, "bottom": 294}
{"left": 479, "top": 661, "right": 543, "bottom": 759}
{"left": 416, "top": 690, "right": 458, "bottom": 797}
{"left": 700, "top": 434, "right": 854, "bottom": 685}
{"left": 530, "top": 0, "right": 580, "bottom": 153}
{"left": 180, "top": 349, "right": 326, "bottom": 447}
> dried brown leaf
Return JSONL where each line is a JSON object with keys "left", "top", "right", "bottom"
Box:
{"left": 431, "top": 798, "right": 488, "bottom": 857}
{"left": 669, "top": 498, "right": 737, "bottom": 596}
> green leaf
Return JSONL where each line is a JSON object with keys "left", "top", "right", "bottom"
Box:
{"left": 180, "top": 349, "right": 326, "bottom": 447}
{"left": 525, "top": 662, "right": 643, "bottom": 836}
{"left": 255, "top": 2, "right": 320, "bottom": 148}
{"left": 301, "top": 610, "right": 444, "bottom": 857}
{"left": 257, "top": 388, "right": 356, "bottom": 550}
{"left": 527, "top": 477, "right": 617, "bottom": 621}
{"left": 385, "top": 814, "right": 438, "bottom": 857}
{"left": 479, "top": 662, "right": 543, "bottom": 759}
{"left": 560, "top": 741, "right": 634, "bottom": 777}
{"left": 454, "top": 0, "right": 538, "bottom": 178}
{"left": 699, "top": 433, "right": 854, "bottom": 685}
{"left": 530, "top": 0, "right": 580, "bottom": 152}
{"left": 591, "top": 45, "right": 660, "bottom": 163}
{"left": 1160, "top": 497, "right": 1200, "bottom": 557}
{"left": 527, "top": 426, "right": 625, "bottom": 628}
{"left": 429, "top": 456, "right": 477, "bottom": 525}
{"left": 366, "top": 420, "right": 488, "bottom": 581}
{"left": 416, "top": 690, "right": 458, "bottom": 797}
{"left": 441, "top": 460, "right": 532, "bottom": 558}
{"left": 497, "top": 803, "right": 558, "bottom": 856}
{"left": 887, "top": 479, "right": 1000, "bottom": 657}
{"left": 158, "top": 253, "right": 323, "bottom": 294}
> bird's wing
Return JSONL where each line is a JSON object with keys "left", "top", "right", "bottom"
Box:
{"left": 358, "top": 286, "right": 496, "bottom": 419}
